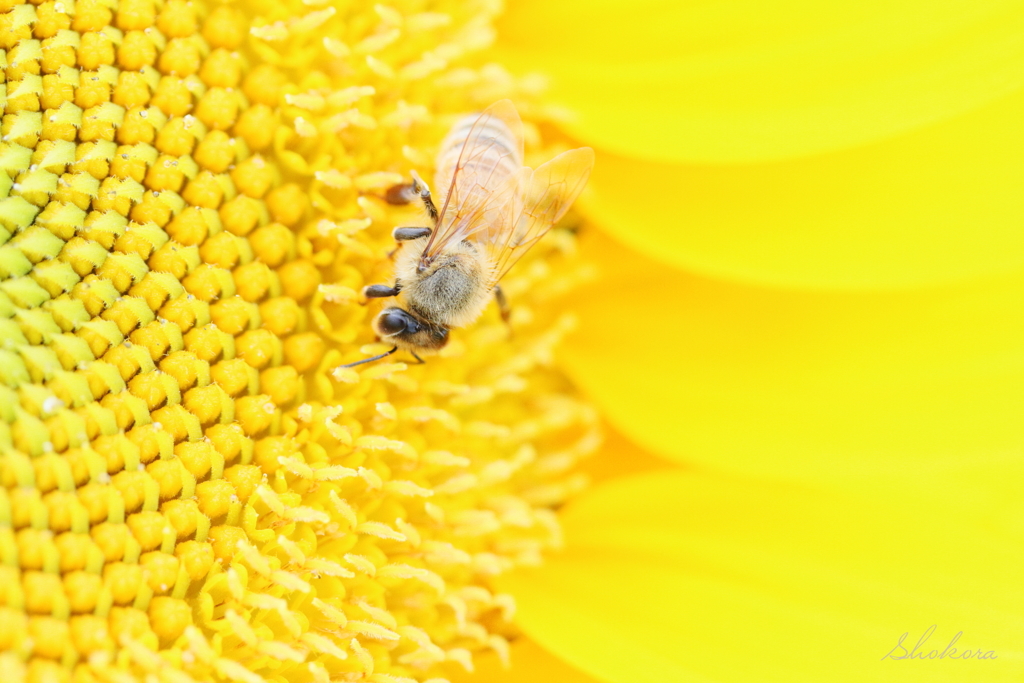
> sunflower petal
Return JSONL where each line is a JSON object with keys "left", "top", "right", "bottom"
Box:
{"left": 579, "top": 88, "right": 1024, "bottom": 289}
{"left": 504, "top": 469, "right": 1024, "bottom": 683}
{"left": 560, "top": 230, "right": 1024, "bottom": 482}
{"left": 448, "top": 638, "right": 603, "bottom": 683}
{"left": 497, "top": 0, "right": 1024, "bottom": 163}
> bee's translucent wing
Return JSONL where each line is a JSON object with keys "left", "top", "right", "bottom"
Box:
{"left": 486, "top": 147, "right": 595, "bottom": 287}
{"left": 434, "top": 100, "right": 523, "bottom": 199}
{"left": 421, "top": 100, "right": 525, "bottom": 264}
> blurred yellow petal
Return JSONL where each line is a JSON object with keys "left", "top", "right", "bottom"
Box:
{"left": 497, "top": 0, "right": 1024, "bottom": 163}
{"left": 580, "top": 87, "right": 1024, "bottom": 289}
{"left": 559, "top": 230, "right": 1024, "bottom": 483}
{"left": 504, "top": 469, "right": 1024, "bottom": 683}
{"left": 580, "top": 424, "right": 675, "bottom": 485}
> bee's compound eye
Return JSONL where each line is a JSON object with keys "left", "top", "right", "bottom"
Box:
{"left": 377, "top": 311, "right": 407, "bottom": 335}
{"left": 376, "top": 308, "right": 418, "bottom": 336}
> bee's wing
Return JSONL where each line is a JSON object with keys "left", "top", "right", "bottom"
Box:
{"left": 421, "top": 100, "right": 525, "bottom": 262}
{"left": 486, "top": 147, "right": 595, "bottom": 287}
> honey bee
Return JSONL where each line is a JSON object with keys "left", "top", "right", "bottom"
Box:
{"left": 344, "top": 100, "right": 594, "bottom": 366}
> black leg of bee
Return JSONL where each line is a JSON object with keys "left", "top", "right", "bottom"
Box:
{"left": 410, "top": 352, "right": 426, "bottom": 364}
{"left": 340, "top": 346, "right": 398, "bottom": 368}
{"left": 410, "top": 170, "right": 439, "bottom": 226}
{"left": 364, "top": 284, "right": 400, "bottom": 298}
{"left": 494, "top": 284, "right": 511, "bottom": 323}
{"left": 392, "top": 227, "right": 432, "bottom": 241}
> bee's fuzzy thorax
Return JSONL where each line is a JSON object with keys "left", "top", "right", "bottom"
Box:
{"left": 394, "top": 237, "right": 496, "bottom": 329}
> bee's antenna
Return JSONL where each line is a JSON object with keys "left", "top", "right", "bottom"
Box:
{"left": 340, "top": 346, "right": 399, "bottom": 368}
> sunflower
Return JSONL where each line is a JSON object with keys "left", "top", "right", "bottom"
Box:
{"left": 0, "top": 0, "right": 598, "bottom": 681}
{"left": 5, "top": 0, "right": 1024, "bottom": 682}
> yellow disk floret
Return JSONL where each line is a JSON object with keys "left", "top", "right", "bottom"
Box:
{"left": 0, "top": 0, "right": 598, "bottom": 682}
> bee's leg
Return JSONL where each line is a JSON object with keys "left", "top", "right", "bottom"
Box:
{"left": 387, "top": 227, "right": 432, "bottom": 259}
{"left": 392, "top": 227, "right": 432, "bottom": 241}
{"left": 410, "top": 352, "right": 426, "bottom": 365}
{"left": 364, "top": 284, "right": 400, "bottom": 298}
{"left": 340, "top": 346, "right": 398, "bottom": 368}
{"left": 494, "top": 284, "right": 511, "bottom": 324}
{"left": 384, "top": 181, "right": 419, "bottom": 204}
{"left": 384, "top": 171, "right": 437, "bottom": 226}
{"left": 410, "top": 170, "right": 438, "bottom": 226}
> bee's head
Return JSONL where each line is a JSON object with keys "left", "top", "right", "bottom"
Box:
{"left": 372, "top": 306, "right": 449, "bottom": 351}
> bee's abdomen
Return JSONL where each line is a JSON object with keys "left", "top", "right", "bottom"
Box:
{"left": 435, "top": 114, "right": 522, "bottom": 196}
